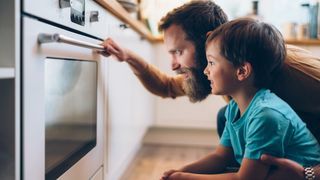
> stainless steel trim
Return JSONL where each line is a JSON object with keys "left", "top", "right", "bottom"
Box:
{"left": 38, "top": 33, "right": 104, "bottom": 51}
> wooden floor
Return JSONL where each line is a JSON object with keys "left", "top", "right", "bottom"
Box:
{"left": 120, "top": 145, "right": 215, "bottom": 180}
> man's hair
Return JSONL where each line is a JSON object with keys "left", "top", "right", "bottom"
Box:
{"left": 206, "top": 18, "right": 286, "bottom": 88}
{"left": 158, "top": 0, "right": 228, "bottom": 69}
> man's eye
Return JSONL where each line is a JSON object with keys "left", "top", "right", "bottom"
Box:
{"left": 174, "top": 50, "right": 182, "bottom": 55}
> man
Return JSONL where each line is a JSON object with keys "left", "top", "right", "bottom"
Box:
{"left": 102, "top": 1, "right": 320, "bottom": 179}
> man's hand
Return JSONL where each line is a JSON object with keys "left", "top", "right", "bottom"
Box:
{"left": 261, "top": 154, "right": 304, "bottom": 180}
{"left": 100, "top": 38, "right": 131, "bottom": 62}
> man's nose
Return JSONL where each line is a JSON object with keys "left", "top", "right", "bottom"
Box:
{"left": 171, "top": 59, "right": 181, "bottom": 71}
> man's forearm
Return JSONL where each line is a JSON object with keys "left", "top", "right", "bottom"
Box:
{"left": 125, "top": 50, "right": 185, "bottom": 98}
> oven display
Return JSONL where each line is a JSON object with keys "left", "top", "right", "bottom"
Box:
{"left": 70, "top": 0, "right": 85, "bottom": 26}
{"left": 44, "top": 58, "right": 97, "bottom": 179}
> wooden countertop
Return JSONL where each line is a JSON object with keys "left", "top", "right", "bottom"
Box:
{"left": 95, "top": 0, "right": 163, "bottom": 43}
{"left": 285, "top": 39, "right": 320, "bottom": 46}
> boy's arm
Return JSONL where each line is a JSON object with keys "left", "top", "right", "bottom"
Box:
{"left": 161, "top": 145, "right": 234, "bottom": 180}
{"left": 180, "top": 145, "right": 234, "bottom": 174}
{"left": 167, "top": 158, "right": 270, "bottom": 180}
{"left": 102, "top": 38, "right": 185, "bottom": 98}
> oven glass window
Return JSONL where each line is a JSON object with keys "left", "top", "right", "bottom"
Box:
{"left": 44, "top": 58, "right": 97, "bottom": 179}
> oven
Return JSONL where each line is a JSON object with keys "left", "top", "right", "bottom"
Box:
{"left": 22, "top": 0, "right": 108, "bottom": 179}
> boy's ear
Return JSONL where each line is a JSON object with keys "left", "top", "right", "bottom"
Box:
{"left": 236, "top": 62, "right": 252, "bottom": 81}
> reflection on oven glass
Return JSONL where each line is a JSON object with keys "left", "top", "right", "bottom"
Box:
{"left": 44, "top": 58, "right": 97, "bottom": 179}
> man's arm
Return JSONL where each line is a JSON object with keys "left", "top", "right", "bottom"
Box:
{"left": 261, "top": 154, "right": 320, "bottom": 180}
{"left": 314, "top": 164, "right": 320, "bottom": 180}
{"left": 101, "top": 38, "right": 185, "bottom": 98}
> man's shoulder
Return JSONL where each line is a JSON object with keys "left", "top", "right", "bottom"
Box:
{"left": 285, "top": 45, "right": 320, "bottom": 81}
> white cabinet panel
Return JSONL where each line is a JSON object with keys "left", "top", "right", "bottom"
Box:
{"left": 89, "top": 166, "right": 104, "bottom": 180}
{"left": 106, "top": 15, "right": 155, "bottom": 180}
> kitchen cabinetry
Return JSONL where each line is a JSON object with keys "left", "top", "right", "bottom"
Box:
{"left": 106, "top": 15, "right": 155, "bottom": 180}
{"left": 0, "top": 0, "right": 20, "bottom": 180}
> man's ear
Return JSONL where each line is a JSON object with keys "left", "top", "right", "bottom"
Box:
{"left": 236, "top": 62, "right": 252, "bottom": 81}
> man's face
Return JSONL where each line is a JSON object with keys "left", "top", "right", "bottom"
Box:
{"left": 163, "top": 24, "right": 211, "bottom": 102}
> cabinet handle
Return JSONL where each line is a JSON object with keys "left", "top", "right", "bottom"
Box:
{"left": 38, "top": 33, "right": 104, "bottom": 51}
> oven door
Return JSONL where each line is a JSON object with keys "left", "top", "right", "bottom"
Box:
{"left": 22, "top": 16, "right": 106, "bottom": 180}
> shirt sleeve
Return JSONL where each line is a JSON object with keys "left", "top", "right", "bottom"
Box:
{"left": 220, "top": 126, "right": 232, "bottom": 147}
{"left": 244, "top": 108, "right": 293, "bottom": 160}
{"left": 130, "top": 61, "right": 186, "bottom": 98}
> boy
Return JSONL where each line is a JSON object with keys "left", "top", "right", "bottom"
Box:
{"left": 161, "top": 18, "right": 320, "bottom": 180}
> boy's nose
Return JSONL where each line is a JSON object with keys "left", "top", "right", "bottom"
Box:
{"left": 203, "top": 66, "right": 209, "bottom": 76}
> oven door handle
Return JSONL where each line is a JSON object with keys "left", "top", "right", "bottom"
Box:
{"left": 38, "top": 33, "right": 105, "bottom": 51}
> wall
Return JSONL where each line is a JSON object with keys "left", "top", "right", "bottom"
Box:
{"left": 215, "top": 0, "right": 320, "bottom": 38}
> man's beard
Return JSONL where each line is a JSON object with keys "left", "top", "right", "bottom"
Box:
{"left": 176, "top": 67, "right": 211, "bottom": 103}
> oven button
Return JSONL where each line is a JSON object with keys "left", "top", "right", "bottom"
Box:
{"left": 90, "top": 11, "right": 99, "bottom": 22}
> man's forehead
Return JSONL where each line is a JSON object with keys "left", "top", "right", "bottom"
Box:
{"left": 164, "top": 25, "right": 187, "bottom": 41}
{"left": 163, "top": 25, "right": 192, "bottom": 50}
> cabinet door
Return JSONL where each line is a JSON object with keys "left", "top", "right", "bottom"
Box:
{"left": 89, "top": 166, "right": 104, "bottom": 180}
{"left": 106, "top": 15, "right": 154, "bottom": 180}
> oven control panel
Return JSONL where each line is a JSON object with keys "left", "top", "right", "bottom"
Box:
{"left": 70, "top": 0, "right": 85, "bottom": 26}
{"left": 24, "top": 0, "right": 109, "bottom": 39}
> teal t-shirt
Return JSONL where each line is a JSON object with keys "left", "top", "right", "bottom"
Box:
{"left": 220, "top": 89, "right": 320, "bottom": 166}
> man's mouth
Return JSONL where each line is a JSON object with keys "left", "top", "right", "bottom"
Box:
{"left": 176, "top": 69, "right": 189, "bottom": 79}
{"left": 182, "top": 72, "right": 189, "bottom": 79}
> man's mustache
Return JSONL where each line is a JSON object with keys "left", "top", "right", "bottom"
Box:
{"left": 175, "top": 68, "right": 191, "bottom": 75}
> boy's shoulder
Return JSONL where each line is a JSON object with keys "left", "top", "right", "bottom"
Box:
{"left": 249, "top": 89, "right": 301, "bottom": 122}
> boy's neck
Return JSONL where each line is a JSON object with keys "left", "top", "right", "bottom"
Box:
{"left": 232, "top": 86, "right": 259, "bottom": 116}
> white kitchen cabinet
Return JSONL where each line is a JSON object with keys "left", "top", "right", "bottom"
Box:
{"left": 0, "top": 0, "right": 20, "bottom": 180}
{"left": 89, "top": 166, "right": 104, "bottom": 180}
{"left": 105, "top": 15, "right": 155, "bottom": 180}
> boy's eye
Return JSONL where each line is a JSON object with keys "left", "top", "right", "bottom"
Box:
{"left": 208, "top": 61, "right": 215, "bottom": 66}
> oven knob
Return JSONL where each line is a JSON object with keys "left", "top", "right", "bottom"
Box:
{"left": 90, "top": 11, "right": 99, "bottom": 22}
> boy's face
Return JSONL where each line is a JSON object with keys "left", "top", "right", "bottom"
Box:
{"left": 204, "top": 40, "right": 239, "bottom": 95}
{"left": 163, "top": 24, "right": 211, "bottom": 102}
